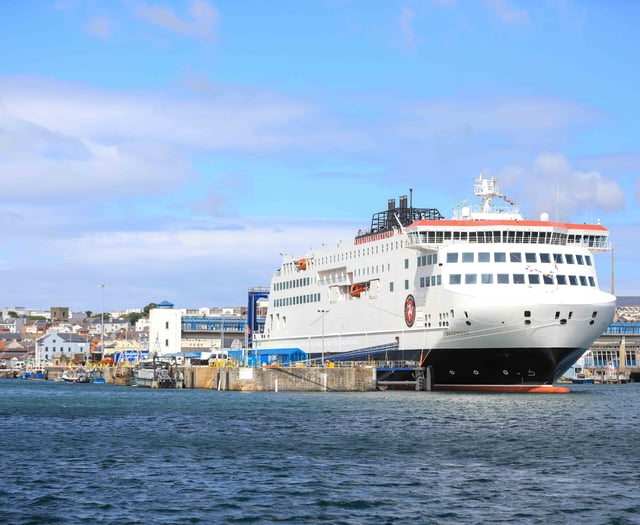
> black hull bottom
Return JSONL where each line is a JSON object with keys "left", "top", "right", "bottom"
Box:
{"left": 324, "top": 346, "right": 582, "bottom": 388}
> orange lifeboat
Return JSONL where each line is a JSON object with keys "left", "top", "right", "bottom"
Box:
{"left": 350, "top": 283, "right": 367, "bottom": 297}
{"left": 296, "top": 258, "right": 307, "bottom": 271}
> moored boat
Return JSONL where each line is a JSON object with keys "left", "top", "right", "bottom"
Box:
{"left": 253, "top": 175, "right": 616, "bottom": 392}
{"left": 134, "top": 358, "right": 177, "bottom": 388}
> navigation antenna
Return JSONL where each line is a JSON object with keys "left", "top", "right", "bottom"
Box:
{"left": 474, "top": 175, "right": 500, "bottom": 213}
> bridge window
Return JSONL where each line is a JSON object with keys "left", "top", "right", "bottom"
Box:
{"left": 513, "top": 274, "right": 525, "bottom": 284}
{"left": 557, "top": 275, "right": 567, "bottom": 285}
{"left": 447, "top": 253, "right": 458, "bottom": 263}
{"left": 481, "top": 273, "right": 493, "bottom": 284}
{"left": 510, "top": 252, "right": 522, "bottom": 263}
{"left": 449, "top": 274, "right": 461, "bottom": 285}
{"left": 569, "top": 275, "right": 578, "bottom": 285}
{"left": 525, "top": 252, "right": 536, "bottom": 263}
{"left": 566, "top": 254, "right": 575, "bottom": 264}
{"left": 465, "top": 274, "right": 477, "bottom": 284}
{"left": 494, "top": 252, "right": 506, "bottom": 262}
{"left": 462, "top": 252, "right": 474, "bottom": 263}
{"left": 528, "top": 274, "right": 540, "bottom": 285}
{"left": 478, "top": 252, "right": 490, "bottom": 262}
{"left": 553, "top": 253, "right": 564, "bottom": 264}
{"left": 497, "top": 273, "right": 509, "bottom": 284}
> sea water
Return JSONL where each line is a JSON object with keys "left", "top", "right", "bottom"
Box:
{"left": 1, "top": 379, "right": 639, "bottom": 524}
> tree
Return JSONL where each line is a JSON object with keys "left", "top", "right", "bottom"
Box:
{"left": 143, "top": 303, "right": 158, "bottom": 316}
{"left": 125, "top": 312, "right": 144, "bottom": 326}
{"left": 8, "top": 311, "right": 18, "bottom": 318}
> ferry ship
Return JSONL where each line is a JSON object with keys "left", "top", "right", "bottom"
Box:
{"left": 253, "top": 176, "right": 616, "bottom": 392}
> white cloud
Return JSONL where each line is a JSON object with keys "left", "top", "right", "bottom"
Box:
{"left": 497, "top": 153, "right": 625, "bottom": 221}
{"left": 398, "top": 7, "right": 417, "bottom": 50}
{"left": 484, "top": 0, "right": 530, "bottom": 24}
{"left": 0, "top": 76, "right": 346, "bottom": 201}
{"left": 0, "top": 216, "right": 359, "bottom": 309}
{"left": 404, "top": 96, "right": 594, "bottom": 138}
{"left": 135, "top": 0, "right": 219, "bottom": 41}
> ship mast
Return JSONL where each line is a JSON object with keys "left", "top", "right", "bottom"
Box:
{"left": 474, "top": 175, "right": 500, "bottom": 214}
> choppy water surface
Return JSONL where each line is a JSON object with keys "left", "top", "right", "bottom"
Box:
{"left": 1, "top": 379, "right": 639, "bottom": 524}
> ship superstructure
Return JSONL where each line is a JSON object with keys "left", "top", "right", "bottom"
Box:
{"left": 253, "top": 176, "right": 616, "bottom": 391}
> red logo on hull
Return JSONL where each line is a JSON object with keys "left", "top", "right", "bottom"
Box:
{"left": 404, "top": 295, "right": 416, "bottom": 327}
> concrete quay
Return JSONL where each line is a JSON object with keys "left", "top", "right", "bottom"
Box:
{"left": 183, "top": 365, "right": 377, "bottom": 392}
{"left": 1, "top": 365, "right": 378, "bottom": 391}
{"left": 100, "top": 365, "right": 379, "bottom": 392}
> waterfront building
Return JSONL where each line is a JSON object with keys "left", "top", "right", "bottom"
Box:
{"left": 148, "top": 301, "right": 247, "bottom": 357}
{"left": 148, "top": 301, "right": 182, "bottom": 355}
{"left": 36, "top": 332, "right": 90, "bottom": 365}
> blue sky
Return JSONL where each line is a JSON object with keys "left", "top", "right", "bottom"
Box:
{"left": 1, "top": 0, "right": 639, "bottom": 312}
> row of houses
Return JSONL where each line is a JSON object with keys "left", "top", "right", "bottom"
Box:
{"left": 0, "top": 301, "right": 251, "bottom": 368}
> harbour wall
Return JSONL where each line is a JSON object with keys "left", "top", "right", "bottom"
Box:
{"left": 1, "top": 365, "right": 377, "bottom": 391}
{"left": 181, "top": 366, "right": 377, "bottom": 392}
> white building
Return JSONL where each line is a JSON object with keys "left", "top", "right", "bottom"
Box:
{"left": 135, "top": 317, "right": 150, "bottom": 332}
{"left": 36, "top": 332, "right": 90, "bottom": 365}
{"left": 148, "top": 301, "right": 182, "bottom": 356}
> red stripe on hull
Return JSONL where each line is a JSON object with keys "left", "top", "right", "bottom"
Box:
{"left": 434, "top": 384, "right": 570, "bottom": 394}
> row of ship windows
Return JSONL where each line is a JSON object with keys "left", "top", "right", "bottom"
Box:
{"left": 409, "top": 230, "right": 607, "bottom": 247}
{"left": 446, "top": 273, "right": 597, "bottom": 287}
{"left": 418, "top": 275, "right": 443, "bottom": 287}
{"left": 444, "top": 252, "right": 592, "bottom": 265}
{"left": 273, "top": 293, "right": 322, "bottom": 308}
{"left": 274, "top": 276, "right": 314, "bottom": 291}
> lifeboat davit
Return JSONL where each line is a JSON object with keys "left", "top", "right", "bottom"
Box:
{"left": 350, "top": 283, "right": 367, "bottom": 297}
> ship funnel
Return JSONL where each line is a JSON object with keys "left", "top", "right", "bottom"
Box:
{"left": 388, "top": 198, "right": 396, "bottom": 211}
{"left": 399, "top": 195, "right": 408, "bottom": 209}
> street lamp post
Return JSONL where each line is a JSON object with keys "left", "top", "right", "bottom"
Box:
{"left": 317, "top": 309, "right": 329, "bottom": 366}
